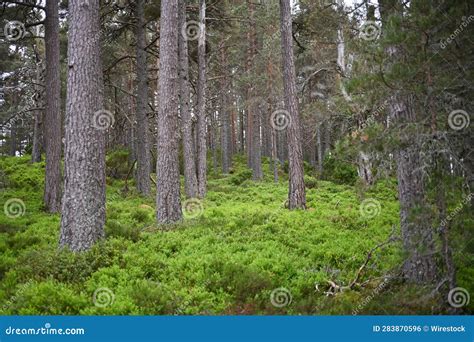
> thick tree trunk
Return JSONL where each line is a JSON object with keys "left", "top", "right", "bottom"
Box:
{"left": 156, "top": 0, "right": 182, "bottom": 223}
{"left": 196, "top": 0, "right": 207, "bottom": 198}
{"left": 380, "top": 0, "right": 438, "bottom": 284}
{"left": 392, "top": 96, "right": 438, "bottom": 283}
{"left": 178, "top": 0, "right": 198, "bottom": 197}
{"left": 279, "top": 0, "right": 306, "bottom": 209}
{"left": 60, "top": 0, "right": 106, "bottom": 251}
{"left": 43, "top": 0, "right": 62, "bottom": 212}
{"left": 134, "top": 0, "right": 151, "bottom": 196}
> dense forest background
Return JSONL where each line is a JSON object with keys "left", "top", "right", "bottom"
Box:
{"left": 0, "top": 0, "right": 472, "bottom": 315}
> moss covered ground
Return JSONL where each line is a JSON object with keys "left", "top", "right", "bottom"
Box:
{"left": 0, "top": 155, "right": 472, "bottom": 315}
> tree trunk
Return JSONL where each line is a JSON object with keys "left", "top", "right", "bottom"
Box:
{"left": 31, "top": 44, "right": 43, "bottom": 163}
{"left": 156, "top": 0, "right": 182, "bottom": 223}
{"left": 380, "top": 0, "right": 438, "bottom": 284}
{"left": 43, "top": 0, "right": 62, "bottom": 212}
{"left": 60, "top": 0, "right": 106, "bottom": 251}
{"left": 31, "top": 109, "right": 42, "bottom": 163}
{"left": 196, "top": 0, "right": 207, "bottom": 198}
{"left": 279, "top": 0, "right": 306, "bottom": 209}
{"left": 220, "top": 41, "right": 231, "bottom": 174}
{"left": 134, "top": 0, "right": 151, "bottom": 196}
{"left": 178, "top": 0, "right": 198, "bottom": 197}
{"left": 316, "top": 124, "right": 323, "bottom": 175}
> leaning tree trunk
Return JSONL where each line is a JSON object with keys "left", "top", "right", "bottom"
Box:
{"left": 60, "top": 0, "right": 106, "bottom": 251}
{"left": 196, "top": 0, "right": 208, "bottom": 198}
{"left": 279, "top": 0, "right": 306, "bottom": 209}
{"left": 43, "top": 0, "right": 62, "bottom": 212}
{"left": 179, "top": 0, "right": 198, "bottom": 197}
{"left": 156, "top": 0, "right": 182, "bottom": 223}
{"left": 134, "top": 0, "right": 151, "bottom": 196}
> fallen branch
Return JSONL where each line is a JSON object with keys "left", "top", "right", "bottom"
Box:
{"left": 322, "top": 225, "right": 400, "bottom": 296}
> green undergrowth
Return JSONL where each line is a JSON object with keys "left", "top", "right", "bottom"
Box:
{"left": 0, "top": 155, "right": 471, "bottom": 315}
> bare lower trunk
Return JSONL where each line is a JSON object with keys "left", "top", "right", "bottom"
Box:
{"left": 156, "top": 0, "right": 182, "bottom": 223}
{"left": 31, "top": 109, "right": 42, "bottom": 163}
{"left": 44, "top": 0, "right": 62, "bottom": 212}
{"left": 196, "top": 0, "right": 207, "bottom": 198}
{"left": 135, "top": 0, "right": 151, "bottom": 195}
{"left": 178, "top": 0, "right": 198, "bottom": 197}
{"left": 60, "top": 0, "right": 106, "bottom": 251}
{"left": 220, "top": 42, "right": 231, "bottom": 174}
{"left": 357, "top": 151, "right": 373, "bottom": 185}
{"left": 31, "top": 48, "right": 43, "bottom": 163}
{"left": 395, "top": 136, "right": 437, "bottom": 283}
{"left": 279, "top": 0, "right": 306, "bottom": 209}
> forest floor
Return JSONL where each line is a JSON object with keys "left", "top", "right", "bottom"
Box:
{"left": 0, "top": 155, "right": 472, "bottom": 315}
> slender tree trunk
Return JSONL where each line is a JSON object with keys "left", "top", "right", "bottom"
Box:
{"left": 31, "top": 109, "right": 42, "bottom": 163}
{"left": 31, "top": 43, "right": 43, "bottom": 163}
{"left": 178, "top": 0, "right": 198, "bottom": 197}
{"left": 43, "top": 0, "right": 62, "bottom": 212}
{"left": 220, "top": 41, "right": 231, "bottom": 174}
{"left": 134, "top": 0, "right": 151, "bottom": 196}
{"left": 9, "top": 121, "right": 16, "bottom": 156}
{"left": 196, "top": 0, "right": 207, "bottom": 198}
{"left": 156, "top": 0, "right": 182, "bottom": 223}
{"left": 316, "top": 124, "right": 323, "bottom": 175}
{"left": 60, "top": 0, "right": 106, "bottom": 251}
{"left": 279, "top": 0, "right": 306, "bottom": 209}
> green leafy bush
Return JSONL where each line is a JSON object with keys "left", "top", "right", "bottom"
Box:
{"left": 229, "top": 168, "right": 252, "bottom": 185}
